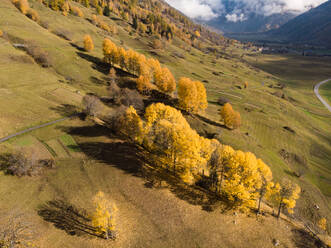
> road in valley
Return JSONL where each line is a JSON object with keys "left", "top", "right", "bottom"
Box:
{"left": 314, "top": 78, "right": 331, "bottom": 113}
{"left": 0, "top": 116, "right": 73, "bottom": 144}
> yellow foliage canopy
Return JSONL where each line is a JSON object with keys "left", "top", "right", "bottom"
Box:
{"left": 91, "top": 191, "right": 117, "bottom": 239}
{"left": 178, "top": 78, "right": 207, "bottom": 113}
{"left": 220, "top": 103, "right": 241, "bottom": 129}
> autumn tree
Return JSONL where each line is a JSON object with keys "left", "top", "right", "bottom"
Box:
{"left": 195, "top": 80, "right": 208, "bottom": 111}
{"left": 256, "top": 159, "right": 273, "bottom": 213}
{"left": 136, "top": 75, "right": 153, "bottom": 93}
{"left": 103, "top": 38, "right": 118, "bottom": 66}
{"left": 244, "top": 81, "right": 248, "bottom": 89}
{"left": 267, "top": 179, "right": 301, "bottom": 218}
{"left": 209, "top": 145, "right": 234, "bottom": 193}
{"left": 118, "top": 106, "right": 144, "bottom": 144}
{"left": 91, "top": 191, "right": 117, "bottom": 240}
{"left": 144, "top": 103, "right": 209, "bottom": 184}
{"left": 222, "top": 151, "right": 263, "bottom": 210}
{"left": 220, "top": 103, "right": 241, "bottom": 129}
{"left": 154, "top": 67, "right": 176, "bottom": 94}
{"left": 84, "top": 35, "right": 94, "bottom": 52}
{"left": 178, "top": 78, "right": 207, "bottom": 113}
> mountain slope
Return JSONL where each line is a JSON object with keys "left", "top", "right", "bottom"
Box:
{"left": 270, "top": 0, "right": 331, "bottom": 46}
{"left": 0, "top": 0, "right": 330, "bottom": 247}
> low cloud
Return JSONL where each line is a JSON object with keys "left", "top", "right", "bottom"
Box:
{"left": 225, "top": 13, "right": 246, "bottom": 22}
{"left": 165, "top": 0, "right": 328, "bottom": 21}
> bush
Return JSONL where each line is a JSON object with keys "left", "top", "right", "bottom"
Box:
{"left": 120, "top": 88, "right": 144, "bottom": 112}
{"left": 4, "top": 152, "right": 42, "bottom": 177}
{"left": 26, "top": 9, "right": 40, "bottom": 22}
{"left": 12, "top": 0, "right": 29, "bottom": 14}
{"left": 71, "top": 6, "right": 84, "bottom": 17}
{"left": 53, "top": 28, "right": 72, "bottom": 41}
{"left": 82, "top": 94, "right": 104, "bottom": 117}
{"left": 151, "top": 39, "right": 163, "bottom": 50}
{"left": 25, "top": 44, "right": 52, "bottom": 67}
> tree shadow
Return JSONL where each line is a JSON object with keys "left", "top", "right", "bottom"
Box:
{"left": 90, "top": 76, "right": 105, "bottom": 85}
{"left": 50, "top": 104, "right": 80, "bottom": 117}
{"left": 66, "top": 123, "right": 225, "bottom": 211}
{"left": 76, "top": 52, "right": 109, "bottom": 75}
{"left": 291, "top": 228, "right": 327, "bottom": 248}
{"left": 70, "top": 42, "right": 85, "bottom": 52}
{"left": 37, "top": 200, "right": 99, "bottom": 237}
{"left": 60, "top": 124, "right": 113, "bottom": 138}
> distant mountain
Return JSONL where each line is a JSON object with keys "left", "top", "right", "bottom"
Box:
{"left": 207, "top": 12, "right": 296, "bottom": 33}
{"left": 269, "top": 0, "right": 331, "bottom": 46}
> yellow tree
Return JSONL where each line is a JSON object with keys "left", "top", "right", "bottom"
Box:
{"left": 178, "top": 78, "right": 207, "bottom": 113}
{"left": 144, "top": 103, "right": 206, "bottom": 184}
{"left": 220, "top": 103, "right": 234, "bottom": 128}
{"left": 103, "top": 38, "right": 118, "bottom": 66}
{"left": 178, "top": 77, "right": 198, "bottom": 113}
{"left": 136, "top": 75, "right": 153, "bottom": 93}
{"left": 195, "top": 81, "right": 208, "bottom": 112}
{"left": 118, "top": 47, "right": 128, "bottom": 70}
{"left": 91, "top": 191, "right": 117, "bottom": 240}
{"left": 154, "top": 67, "right": 176, "bottom": 94}
{"left": 118, "top": 106, "right": 144, "bottom": 144}
{"left": 267, "top": 179, "right": 301, "bottom": 218}
{"left": 220, "top": 103, "right": 241, "bottom": 129}
{"left": 223, "top": 151, "right": 262, "bottom": 210}
{"left": 84, "top": 35, "right": 94, "bottom": 52}
{"left": 209, "top": 145, "right": 235, "bottom": 193}
{"left": 256, "top": 159, "right": 273, "bottom": 213}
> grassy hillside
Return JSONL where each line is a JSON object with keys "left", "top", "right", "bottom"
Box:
{"left": 0, "top": 0, "right": 330, "bottom": 247}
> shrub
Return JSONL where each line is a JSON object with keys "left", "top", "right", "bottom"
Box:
{"left": 53, "top": 28, "right": 72, "bottom": 41}
{"left": 12, "top": 0, "right": 29, "bottom": 14}
{"left": 4, "top": 152, "right": 42, "bottom": 177}
{"left": 26, "top": 44, "right": 52, "bottom": 67}
{"left": 71, "top": 6, "right": 84, "bottom": 17}
{"left": 26, "top": 9, "right": 40, "bottom": 22}
{"left": 82, "top": 94, "right": 103, "bottom": 117}
{"left": 151, "top": 39, "right": 163, "bottom": 50}
{"left": 120, "top": 88, "right": 144, "bottom": 112}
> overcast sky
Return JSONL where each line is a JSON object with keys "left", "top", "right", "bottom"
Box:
{"left": 165, "top": 0, "right": 328, "bottom": 21}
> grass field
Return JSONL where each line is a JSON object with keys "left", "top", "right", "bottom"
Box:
{"left": 0, "top": 0, "right": 330, "bottom": 246}
{"left": 320, "top": 80, "right": 331, "bottom": 106}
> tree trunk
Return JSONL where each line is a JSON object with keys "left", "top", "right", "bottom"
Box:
{"left": 173, "top": 153, "right": 176, "bottom": 175}
{"left": 277, "top": 200, "right": 283, "bottom": 219}
{"left": 218, "top": 169, "right": 224, "bottom": 194}
{"left": 257, "top": 189, "right": 263, "bottom": 214}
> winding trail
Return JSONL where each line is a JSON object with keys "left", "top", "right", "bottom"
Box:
{"left": 0, "top": 116, "right": 73, "bottom": 144}
{"left": 314, "top": 78, "right": 331, "bottom": 113}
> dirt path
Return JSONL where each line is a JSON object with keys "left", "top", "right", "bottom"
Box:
{"left": 314, "top": 78, "right": 331, "bottom": 112}
{"left": 0, "top": 116, "right": 73, "bottom": 144}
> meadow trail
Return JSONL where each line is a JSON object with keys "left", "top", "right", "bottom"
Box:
{"left": 314, "top": 78, "right": 331, "bottom": 112}
{"left": 0, "top": 116, "right": 75, "bottom": 144}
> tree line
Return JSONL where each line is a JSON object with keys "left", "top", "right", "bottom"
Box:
{"left": 102, "top": 37, "right": 208, "bottom": 113}
{"left": 117, "top": 102, "right": 301, "bottom": 216}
